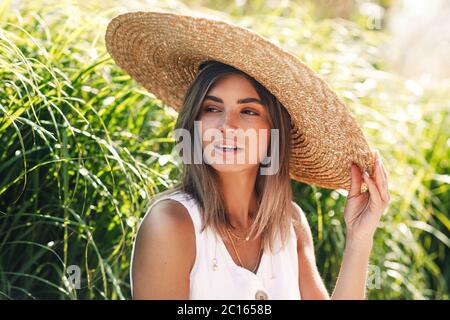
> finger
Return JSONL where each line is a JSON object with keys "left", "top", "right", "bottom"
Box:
{"left": 374, "top": 159, "right": 389, "bottom": 202}
{"left": 374, "top": 151, "right": 389, "bottom": 198}
{"left": 378, "top": 158, "right": 390, "bottom": 201}
{"left": 372, "top": 150, "right": 389, "bottom": 201}
{"left": 380, "top": 157, "right": 389, "bottom": 185}
{"left": 375, "top": 151, "right": 387, "bottom": 182}
{"left": 348, "top": 163, "right": 363, "bottom": 198}
{"left": 362, "top": 170, "right": 382, "bottom": 204}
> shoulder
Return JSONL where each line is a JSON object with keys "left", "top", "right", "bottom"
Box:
{"left": 291, "top": 201, "right": 314, "bottom": 251}
{"left": 142, "top": 197, "right": 193, "bottom": 228}
{"left": 137, "top": 198, "right": 196, "bottom": 252}
{"left": 131, "top": 198, "right": 196, "bottom": 298}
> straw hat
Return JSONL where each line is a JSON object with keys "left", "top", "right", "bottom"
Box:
{"left": 105, "top": 10, "right": 375, "bottom": 191}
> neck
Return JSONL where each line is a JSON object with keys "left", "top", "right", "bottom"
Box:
{"left": 217, "top": 168, "right": 259, "bottom": 231}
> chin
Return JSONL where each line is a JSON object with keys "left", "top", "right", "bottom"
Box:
{"left": 207, "top": 162, "right": 259, "bottom": 174}
{"left": 210, "top": 164, "right": 252, "bottom": 173}
{"left": 203, "top": 151, "right": 265, "bottom": 174}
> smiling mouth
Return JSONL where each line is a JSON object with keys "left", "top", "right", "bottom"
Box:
{"left": 214, "top": 145, "right": 244, "bottom": 152}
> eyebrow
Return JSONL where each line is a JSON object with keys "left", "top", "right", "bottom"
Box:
{"left": 203, "top": 95, "right": 263, "bottom": 106}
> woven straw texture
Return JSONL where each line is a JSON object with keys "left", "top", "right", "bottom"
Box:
{"left": 105, "top": 10, "right": 375, "bottom": 191}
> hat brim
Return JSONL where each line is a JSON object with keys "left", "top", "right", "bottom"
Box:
{"left": 105, "top": 10, "right": 375, "bottom": 190}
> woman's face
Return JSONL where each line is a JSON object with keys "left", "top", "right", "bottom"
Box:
{"left": 197, "top": 73, "right": 272, "bottom": 174}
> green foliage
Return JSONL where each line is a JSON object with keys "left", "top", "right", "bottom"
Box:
{"left": 0, "top": 0, "right": 449, "bottom": 299}
{"left": 0, "top": 0, "right": 180, "bottom": 299}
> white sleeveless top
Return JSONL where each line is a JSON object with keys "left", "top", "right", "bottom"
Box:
{"left": 130, "top": 190, "right": 302, "bottom": 300}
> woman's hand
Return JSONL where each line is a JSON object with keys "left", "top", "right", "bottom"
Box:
{"left": 343, "top": 150, "right": 390, "bottom": 244}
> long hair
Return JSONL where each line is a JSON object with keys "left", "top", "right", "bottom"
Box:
{"left": 152, "top": 60, "right": 298, "bottom": 253}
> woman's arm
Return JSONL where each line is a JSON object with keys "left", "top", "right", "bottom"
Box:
{"left": 294, "top": 205, "right": 373, "bottom": 300}
{"left": 293, "top": 204, "right": 330, "bottom": 299}
{"left": 131, "top": 199, "right": 195, "bottom": 299}
{"left": 330, "top": 238, "right": 373, "bottom": 299}
{"left": 295, "top": 150, "right": 390, "bottom": 300}
{"left": 332, "top": 150, "right": 390, "bottom": 299}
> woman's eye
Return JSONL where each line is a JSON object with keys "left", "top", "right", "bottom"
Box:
{"left": 242, "top": 109, "right": 258, "bottom": 116}
{"left": 204, "top": 106, "right": 221, "bottom": 113}
{"left": 203, "top": 106, "right": 258, "bottom": 115}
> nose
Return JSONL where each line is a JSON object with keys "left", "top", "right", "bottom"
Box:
{"left": 219, "top": 110, "right": 239, "bottom": 134}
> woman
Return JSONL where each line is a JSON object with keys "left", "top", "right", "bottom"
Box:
{"left": 105, "top": 11, "right": 390, "bottom": 300}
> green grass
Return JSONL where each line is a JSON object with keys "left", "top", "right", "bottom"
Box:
{"left": 0, "top": 0, "right": 449, "bottom": 299}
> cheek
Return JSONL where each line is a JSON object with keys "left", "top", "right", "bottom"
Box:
{"left": 246, "top": 126, "right": 271, "bottom": 161}
{"left": 196, "top": 118, "right": 215, "bottom": 146}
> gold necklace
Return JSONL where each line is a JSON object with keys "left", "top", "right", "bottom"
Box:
{"left": 225, "top": 227, "right": 263, "bottom": 273}
{"left": 227, "top": 226, "right": 250, "bottom": 242}
{"left": 226, "top": 217, "right": 256, "bottom": 242}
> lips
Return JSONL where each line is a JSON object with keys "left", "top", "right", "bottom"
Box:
{"left": 213, "top": 142, "right": 244, "bottom": 155}
{"left": 215, "top": 145, "right": 243, "bottom": 151}
{"left": 214, "top": 140, "right": 244, "bottom": 151}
